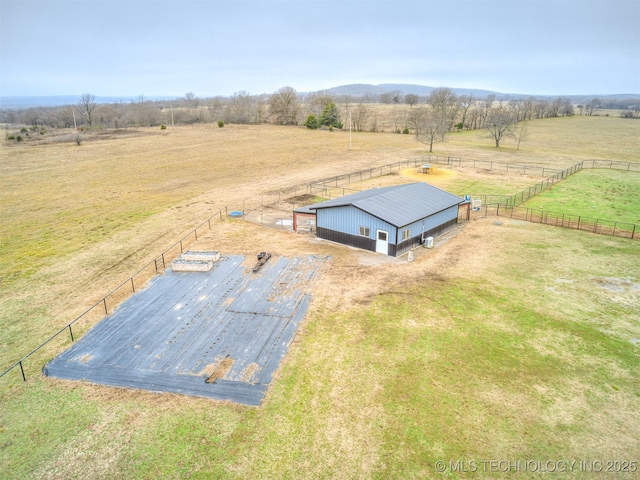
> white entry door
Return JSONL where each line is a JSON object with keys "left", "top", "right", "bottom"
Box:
{"left": 376, "top": 230, "right": 389, "bottom": 255}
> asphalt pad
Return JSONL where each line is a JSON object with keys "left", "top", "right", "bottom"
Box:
{"left": 43, "top": 254, "right": 328, "bottom": 406}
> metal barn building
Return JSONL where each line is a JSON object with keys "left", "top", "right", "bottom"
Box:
{"left": 294, "top": 182, "right": 464, "bottom": 257}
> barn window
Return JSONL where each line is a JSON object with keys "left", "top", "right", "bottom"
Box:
{"left": 359, "top": 226, "right": 370, "bottom": 237}
{"left": 402, "top": 229, "right": 410, "bottom": 241}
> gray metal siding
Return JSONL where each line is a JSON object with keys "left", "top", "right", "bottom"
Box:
{"left": 392, "top": 205, "right": 458, "bottom": 243}
{"left": 317, "top": 205, "right": 398, "bottom": 244}
{"left": 423, "top": 206, "right": 458, "bottom": 232}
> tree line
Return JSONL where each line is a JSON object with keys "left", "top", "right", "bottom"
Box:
{"left": 2, "top": 87, "right": 638, "bottom": 148}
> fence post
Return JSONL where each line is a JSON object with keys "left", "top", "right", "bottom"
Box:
{"left": 19, "top": 361, "right": 26, "bottom": 382}
{"left": 131, "top": 277, "right": 136, "bottom": 293}
{"left": 68, "top": 324, "right": 74, "bottom": 342}
{"left": 103, "top": 298, "right": 108, "bottom": 315}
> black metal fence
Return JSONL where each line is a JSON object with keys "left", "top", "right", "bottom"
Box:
{"left": 485, "top": 204, "right": 637, "bottom": 239}
{"left": 475, "top": 161, "right": 639, "bottom": 240}
{"left": 0, "top": 208, "right": 229, "bottom": 382}
{"left": 423, "top": 155, "right": 564, "bottom": 177}
{"left": 582, "top": 160, "right": 640, "bottom": 171}
{"left": 495, "top": 162, "right": 584, "bottom": 208}
{"left": 3, "top": 155, "right": 638, "bottom": 382}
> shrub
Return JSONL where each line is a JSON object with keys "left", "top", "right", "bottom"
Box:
{"left": 217, "top": 120, "right": 224, "bottom": 128}
{"left": 16, "top": 135, "right": 23, "bottom": 141}
{"left": 160, "top": 124, "right": 167, "bottom": 130}
{"left": 304, "top": 114, "right": 319, "bottom": 130}
{"left": 20, "top": 128, "right": 28, "bottom": 133}
{"left": 403, "top": 127, "right": 410, "bottom": 134}
{"left": 328, "top": 125, "right": 334, "bottom": 132}
{"left": 7, "top": 135, "right": 15, "bottom": 140}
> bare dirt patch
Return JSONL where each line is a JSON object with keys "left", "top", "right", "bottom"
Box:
{"left": 206, "top": 356, "right": 235, "bottom": 383}
{"left": 241, "top": 363, "right": 259, "bottom": 383}
{"left": 593, "top": 277, "right": 640, "bottom": 293}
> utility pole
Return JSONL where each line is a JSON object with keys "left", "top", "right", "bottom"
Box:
{"left": 348, "top": 107, "right": 352, "bottom": 150}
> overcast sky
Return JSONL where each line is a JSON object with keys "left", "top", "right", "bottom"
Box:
{"left": 1, "top": 0, "right": 639, "bottom": 98}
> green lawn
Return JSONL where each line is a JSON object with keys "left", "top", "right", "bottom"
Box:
{"left": 2, "top": 221, "right": 638, "bottom": 479}
{"left": 522, "top": 169, "right": 640, "bottom": 224}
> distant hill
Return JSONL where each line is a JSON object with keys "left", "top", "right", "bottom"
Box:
{"left": 314, "top": 83, "right": 498, "bottom": 98}
{"left": 0, "top": 95, "right": 175, "bottom": 109}
{"left": 2, "top": 86, "right": 638, "bottom": 109}
{"left": 311, "top": 84, "right": 640, "bottom": 102}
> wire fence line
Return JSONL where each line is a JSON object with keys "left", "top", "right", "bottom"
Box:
{"left": 1, "top": 208, "right": 229, "bottom": 382}
{"left": 581, "top": 159, "right": 640, "bottom": 172}
{"left": 427, "top": 156, "right": 639, "bottom": 174}
{"left": 471, "top": 161, "right": 639, "bottom": 240}
{"left": 423, "top": 155, "right": 564, "bottom": 177}
{"left": 2, "top": 155, "right": 638, "bottom": 382}
{"left": 495, "top": 162, "right": 584, "bottom": 209}
{"left": 485, "top": 204, "right": 638, "bottom": 239}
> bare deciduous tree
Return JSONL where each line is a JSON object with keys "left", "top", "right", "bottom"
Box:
{"left": 586, "top": 98, "right": 600, "bottom": 116}
{"left": 269, "top": 86, "right": 299, "bottom": 125}
{"left": 457, "top": 95, "right": 475, "bottom": 130}
{"left": 230, "top": 90, "right": 253, "bottom": 123}
{"left": 184, "top": 91, "right": 196, "bottom": 107}
{"left": 486, "top": 106, "right": 517, "bottom": 147}
{"left": 351, "top": 104, "right": 370, "bottom": 132}
{"left": 407, "top": 106, "right": 428, "bottom": 135}
{"left": 405, "top": 93, "right": 419, "bottom": 108}
{"left": 478, "top": 93, "right": 496, "bottom": 128}
{"left": 514, "top": 121, "right": 528, "bottom": 150}
{"left": 416, "top": 108, "right": 448, "bottom": 152}
{"left": 391, "top": 106, "right": 407, "bottom": 133}
{"left": 427, "top": 87, "right": 459, "bottom": 131}
{"left": 308, "top": 92, "right": 334, "bottom": 116}
{"left": 77, "top": 93, "right": 96, "bottom": 128}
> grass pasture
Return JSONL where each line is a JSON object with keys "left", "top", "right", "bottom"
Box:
{"left": 1, "top": 115, "right": 639, "bottom": 478}
{"left": 521, "top": 169, "right": 640, "bottom": 224}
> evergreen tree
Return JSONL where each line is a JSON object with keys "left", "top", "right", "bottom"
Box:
{"left": 304, "top": 114, "right": 319, "bottom": 129}
{"left": 319, "top": 102, "right": 343, "bottom": 129}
